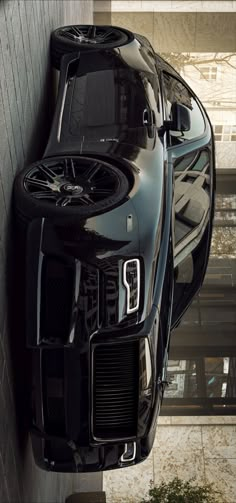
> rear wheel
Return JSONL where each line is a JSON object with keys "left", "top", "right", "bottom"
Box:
{"left": 14, "top": 156, "right": 129, "bottom": 220}
{"left": 51, "top": 25, "right": 133, "bottom": 69}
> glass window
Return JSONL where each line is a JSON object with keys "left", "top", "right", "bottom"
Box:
{"left": 163, "top": 357, "right": 236, "bottom": 406}
{"left": 163, "top": 72, "right": 205, "bottom": 144}
{"left": 174, "top": 149, "right": 210, "bottom": 245}
{"left": 191, "top": 151, "right": 209, "bottom": 172}
{"left": 175, "top": 152, "right": 198, "bottom": 172}
{"left": 66, "top": 68, "right": 156, "bottom": 149}
{"left": 205, "top": 357, "right": 229, "bottom": 398}
{"left": 165, "top": 359, "right": 198, "bottom": 398}
{"left": 199, "top": 66, "right": 218, "bottom": 81}
{"left": 172, "top": 147, "right": 212, "bottom": 328}
{"left": 213, "top": 124, "right": 236, "bottom": 141}
{"left": 215, "top": 125, "right": 223, "bottom": 134}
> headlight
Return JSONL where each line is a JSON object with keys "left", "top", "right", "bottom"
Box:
{"left": 123, "top": 258, "right": 140, "bottom": 314}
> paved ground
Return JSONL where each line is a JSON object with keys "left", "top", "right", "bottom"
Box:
{"left": 0, "top": 1, "right": 103, "bottom": 502}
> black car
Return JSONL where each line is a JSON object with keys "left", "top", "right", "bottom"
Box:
{"left": 14, "top": 25, "right": 215, "bottom": 473}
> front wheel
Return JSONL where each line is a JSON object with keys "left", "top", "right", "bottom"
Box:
{"left": 14, "top": 156, "right": 130, "bottom": 220}
{"left": 51, "top": 25, "right": 133, "bottom": 69}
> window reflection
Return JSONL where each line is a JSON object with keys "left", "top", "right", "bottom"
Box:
{"left": 205, "top": 357, "right": 229, "bottom": 398}
{"left": 164, "top": 357, "right": 235, "bottom": 403}
{"left": 174, "top": 149, "right": 210, "bottom": 247}
{"left": 163, "top": 72, "right": 205, "bottom": 144}
{"left": 165, "top": 360, "right": 197, "bottom": 399}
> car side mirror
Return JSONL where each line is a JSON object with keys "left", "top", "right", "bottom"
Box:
{"left": 164, "top": 102, "right": 191, "bottom": 132}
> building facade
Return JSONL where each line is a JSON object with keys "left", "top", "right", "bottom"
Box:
{"left": 94, "top": 3, "right": 236, "bottom": 502}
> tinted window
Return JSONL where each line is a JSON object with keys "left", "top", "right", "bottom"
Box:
{"left": 172, "top": 149, "right": 211, "bottom": 328}
{"left": 163, "top": 72, "right": 205, "bottom": 144}
{"left": 63, "top": 68, "right": 157, "bottom": 149}
{"left": 172, "top": 224, "right": 211, "bottom": 328}
{"left": 174, "top": 150, "right": 210, "bottom": 248}
{"left": 69, "top": 69, "right": 147, "bottom": 132}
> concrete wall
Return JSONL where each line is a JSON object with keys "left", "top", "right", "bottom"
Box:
{"left": 104, "top": 416, "right": 236, "bottom": 503}
{"left": 95, "top": 0, "right": 236, "bottom": 13}
{"left": 94, "top": 8, "right": 236, "bottom": 53}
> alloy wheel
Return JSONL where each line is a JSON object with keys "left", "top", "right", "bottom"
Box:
{"left": 24, "top": 158, "right": 119, "bottom": 208}
{"left": 59, "top": 25, "right": 126, "bottom": 46}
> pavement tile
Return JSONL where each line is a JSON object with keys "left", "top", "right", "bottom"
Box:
{"left": 0, "top": 337, "right": 5, "bottom": 384}
{"left": 0, "top": 452, "right": 10, "bottom": 503}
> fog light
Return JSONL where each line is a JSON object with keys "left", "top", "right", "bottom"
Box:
{"left": 120, "top": 442, "right": 136, "bottom": 463}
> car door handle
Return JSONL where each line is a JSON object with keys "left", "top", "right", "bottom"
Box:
{"left": 143, "top": 108, "right": 151, "bottom": 126}
{"left": 143, "top": 108, "right": 155, "bottom": 138}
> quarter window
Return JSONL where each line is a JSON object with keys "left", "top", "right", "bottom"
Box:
{"left": 163, "top": 72, "right": 205, "bottom": 144}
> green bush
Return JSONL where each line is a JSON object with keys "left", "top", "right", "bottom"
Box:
{"left": 140, "top": 477, "right": 223, "bottom": 503}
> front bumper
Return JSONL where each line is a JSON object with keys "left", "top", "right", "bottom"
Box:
{"left": 26, "top": 216, "right": 160, "bottom": 471}
{"left": 30, "top": 312, "right": 159, "bottom": 472}
{"left": 31, "top": 349, "right": 157, "bottom": 472}
{"left": 31, "top": 427, "right": 148, "bottom": 473}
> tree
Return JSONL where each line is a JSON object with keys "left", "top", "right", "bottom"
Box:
{"left": 140, "top": 477, "right": 223, "bottom": 503}
{"left": 160, "top": 52, "right": 236, "bottom": 78}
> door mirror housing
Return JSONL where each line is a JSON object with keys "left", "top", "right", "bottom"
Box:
{"left": 164, "top": 102, "right": 191, "bottom": 132}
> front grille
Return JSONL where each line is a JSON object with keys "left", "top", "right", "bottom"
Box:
{"left": 92, "top": 341, "right": 139, "bottom": 440}
{"left": 41, "top": 257, "right": 74, "bottom": 343}
{"left": 42, "top": 350, "right": 66, "bottom": 435}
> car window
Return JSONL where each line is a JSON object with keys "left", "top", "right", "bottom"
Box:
{"left": 172, "top": 224, "right": 210, "bottom": 329}
{"left": 171, "top": 148, "right": 212, "bottom": 328}
{"left": 163, "top": 72, "right": 205, "bottom": 144}
{"left": 174, "top": 149, "right": 210, "bottom": 250}
{"left": 63, "top": 68, "right": 157, "bottom": 149}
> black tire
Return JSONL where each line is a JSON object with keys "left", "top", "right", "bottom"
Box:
{"left": 14, "top": 156, "right": 129, "bottom": 220}
{"left": 51, "top": 24, "right": 133, "bottom": 70}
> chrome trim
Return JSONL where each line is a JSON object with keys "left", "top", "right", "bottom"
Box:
{"left": 57, "top": 80, "right": 68, "bottom": 142}
{"left": 36, "top": 218, "right": 45, "bottom": 344}
{"left": 126, "top": 214, "right": 133, "bottom": 232}
{"left": 68, "top": 260, "right": 81, "bottom": 344}
{"left": 142, "top": 108, "right": 149, "bottom": 126}
{"left": 123, "top": 258, "right": 140, "bottom": 314}
{"left": 120, "top": 442, "right": 136, "bottom": 463}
